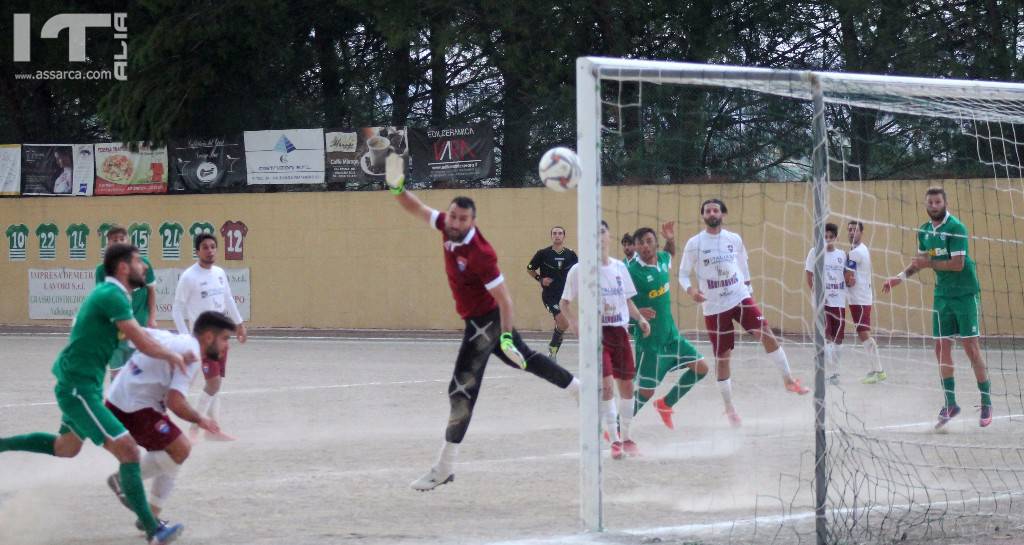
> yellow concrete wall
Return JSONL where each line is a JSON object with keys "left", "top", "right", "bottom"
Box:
{"left": 1, "top": 179, "right": 1021, "bottom": 335}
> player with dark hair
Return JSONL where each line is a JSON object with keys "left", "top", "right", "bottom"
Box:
{"left": 621, "top": 232, "right": 636, "bottom": 262}
{"left": 172, "top": 233, "right": 247, "bottom": 441}
{"left": 845, "top": 220, "right": 886, "bottom": 383}
{"left": 625, "top": 223, "right": 708, "bottom": 435}
{"left": 679, "top": 199, "right": 809, "bottom": 427}
{"left": 561, "top": 220, "right": 650, "bottom": 459}
{"left": 883, "top": 187, "right": 991, "bottom": 428}
{"left": 385, "top": 157, "right": 579, "bottom": 491}
{"left": 0, "top": 243, "right": 192, "bottom": 544}
{"left": 804, "top": 223, "right": 848, "bottom": 384}
{"left": 527, "top": 225, "right": 578, "bottom": 361}
{"left": 105, "top": 311, "right": 235, "bottom": 530}
{"left": 96, "top": 225, "right": 158, "bottom": 379}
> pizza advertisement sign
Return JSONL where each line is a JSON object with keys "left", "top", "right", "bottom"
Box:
{"left": 93, "top": 142, "right": 169, "bottom": 195}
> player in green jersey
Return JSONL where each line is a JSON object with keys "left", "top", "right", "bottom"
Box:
{"left": 95, "top": 226, "right": 158, "bottom": 379}
{"left": 627, "top": 225, "right": 709, "bottom": 430}
{"left": 883, "top": 187, "right": 991, "bottom": 429}
{"left": 0, "top": 243, "right": 194, "bottom": 544}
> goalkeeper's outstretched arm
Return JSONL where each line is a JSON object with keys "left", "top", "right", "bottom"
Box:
{"left": 386, "top": 151, "right": 433, "bottom": 223}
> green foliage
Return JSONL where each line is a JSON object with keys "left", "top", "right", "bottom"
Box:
{"left": 1, "top": 1, "right": 1022, "bottom": 183}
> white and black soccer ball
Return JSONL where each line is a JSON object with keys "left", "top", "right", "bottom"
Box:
{"left": 538, "top": 147, "right": 581, "bottom": 192}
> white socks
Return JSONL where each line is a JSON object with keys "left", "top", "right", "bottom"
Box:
{"left": 196, "top": 392, "right": 214, "bottom": 419}
{"left": 601, "top": 398, "right": 619, "bottom": 442}
{"left": 435, "top": 441, "right": 459, "bottom": 475}
{"left": 717, "top": 378, "right": 734, "bottom": 408}
{"left": 140, "top": 451, "right": 180, "bottom": 508}
{"left": 616, "top": 397, "right": 633, "bottom": 441}
{"left": 768, "top": 347, "right": 792, "bottom": 379}
{"left": 824, "top": 343, "right": 842, "bottom": 374}
{"left": 209, "top": 394, "right": 222, "bottom": 421}
{"left": 863, "top": 337, "right": 883, "bottom": 372}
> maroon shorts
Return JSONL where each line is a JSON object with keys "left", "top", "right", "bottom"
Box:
{"left": 601, "top": 326, "right": 636, "bottom": 380}
{"left": 849, "top": 305, "right": 872, "bottom": 332}
{"left": 825, "top": 306, "right": 846, "bottom": 344}
{"left": 105, "top": 401, "right": 181, "bottom": 451}
{"left": 704, "top": 298, "right": 767, "bottom": 357}
{"left": 202, "top": 343, "right": 228, "bottom": 379}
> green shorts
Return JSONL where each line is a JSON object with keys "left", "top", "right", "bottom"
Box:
{"left": 55, "top": 384, "right": 128, "bottom": 446}
{"left": 635, "top": 335, "right": 704, "bottom": 390}
{"left": 933, "top": 293, "right": 980, "bottom": 338}
{"left": 106, "top": 339, "right": 135, "bottom": 371}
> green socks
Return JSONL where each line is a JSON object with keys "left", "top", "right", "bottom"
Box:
{"left": 942, "top": 376, "right": 957, "bottom": 407}
{"left": 664, "top": 369, "right": 707, "bottom": 407}
{"left": 0, "top": 433, "right": 56, "bottom": 455}
{"left": 979, "top": 380, "right": 992, "bottom": 407}
{"left": 120, "top": 462, "right": 159, "bottom": 535}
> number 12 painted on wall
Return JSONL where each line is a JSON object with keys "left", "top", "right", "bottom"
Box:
{"left": 220, "top": 220, "right": 248, "bottom": 261}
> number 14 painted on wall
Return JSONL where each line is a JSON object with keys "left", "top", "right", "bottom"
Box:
{"left": 220, "top": 220, "right": 248, "bottom": 261}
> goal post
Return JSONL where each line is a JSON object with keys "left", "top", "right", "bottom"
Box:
{"left": 575, "top": 56, "right": 1024, "bottom": 545}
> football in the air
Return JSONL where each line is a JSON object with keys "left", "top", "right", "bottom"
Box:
{"left": 538, "top": 147, "right": 581, "bottom": 192}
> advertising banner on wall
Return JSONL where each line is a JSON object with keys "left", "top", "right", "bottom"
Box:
{"left": 28, "top": 268, "right": 251, "bottom": 321}
{"left": 243, "top": 128, "right": 325, "bottom": 185}
{"left": 21, "top": 144, "right": 95, "bottom": 196}
{"left": 408, "top": 124, "right": 494, "bottom": 183}
{"left": 0, "top": 144, "right": 20, "bottom": 196}
{"left": 324, "top": 127, "right": 408, "bottom": 186}
{"left": 168, "top": 136, "right": 248, "bottom": 193}
{"left": 93, "top": 142, "right": 168, "bottom": 195}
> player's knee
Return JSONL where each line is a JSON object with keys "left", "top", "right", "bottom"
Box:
{"left": 53, "top": 437, "right": 81, "bottom": 458}
{"left": 694, "top": 359, "right": 709, "bottom": 375}
{"left": 170, "top": 444, "right": 190, "bottom": 464}
{"left": 638, "top": 388, "right": 653, "bottom": 401}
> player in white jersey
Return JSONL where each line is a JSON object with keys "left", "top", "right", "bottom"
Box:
{"left": 104, "top": 311, "right": 234, "bottom": 528}
{"left": 172, "top": 233, "right": 247, "bottom": 441}
{"left": 804, "top": 223, "right": 849, "bottom": 384}
{"left": 845, "top": 220, "right": 886, "bottom": 384}
{"left": 679, "top": 199, "right": 809, "bottom": 427}
{"left": 561, "top": 221, "right": 650, "bottom": 459}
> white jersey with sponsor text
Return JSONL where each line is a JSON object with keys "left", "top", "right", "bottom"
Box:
{"left": 172, "top": 263, "right": 243, "bottom": 334}
{"left": 679, "top": 229, "right": 752, "bottom": 316}
{"left": 106, "top": 328, "right": 201, "bottom": 413}
{"left": 562, "top": 258, "right": 637, "bottom": 327}
{"left": 804, "top": 246, "right": 848, "bottom": 308}
{"left": 845, "top": 243, "right": 873, "bottom": 305}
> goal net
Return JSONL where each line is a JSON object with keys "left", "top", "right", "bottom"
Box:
{"left": 574, "top": 58, "right": 1024, "bottom": 545}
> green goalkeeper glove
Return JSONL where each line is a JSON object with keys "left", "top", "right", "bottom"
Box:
{"left": 500, "top": 332, "right": 527, "bottom": 369}
{"left": 385, "top": 151, "right": 406, "bottom": 195}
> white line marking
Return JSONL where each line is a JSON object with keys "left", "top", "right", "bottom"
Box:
{"left": 483, "top": 491, "right": 1024, "bottom": 545}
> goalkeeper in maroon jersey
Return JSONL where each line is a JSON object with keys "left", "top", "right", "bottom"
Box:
{"left": 385, "top": 153, "right": 580, "bottom": 491}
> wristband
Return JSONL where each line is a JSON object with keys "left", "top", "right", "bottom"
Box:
{"left": 896, "top": 272, "right": 906, "bottom": 281}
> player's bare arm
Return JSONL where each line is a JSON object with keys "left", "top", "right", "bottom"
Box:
{"left": 627, "top": 299, "right": 651, "bottom": 337}
{"left": 661, "top": 221, "right": 676, "bottom": 256}
{"left": 914, "top": 254, "right": 964, "bottom": 272}
{"left": 687, "top": 286, "right": 707, "bottom": 303}
{"left": 146, "top": 285, "right": 158, "bottom": 328}
{"left": 882, "top": 252, "right": 925, "bottom": 293}
{"left": 165, "top": 390, "right": 219, "bottom": 433}
{"left": 117, "top": 320, "right": 192, "bottom": 373}
{"left": 806, "top": 270, "right": 814, "bottom": 290}
{"left": 559, "top": 298, "right": 578, "bottom": 336}
{"left": 393, "top": 189, "right": 434, "bottom": 223}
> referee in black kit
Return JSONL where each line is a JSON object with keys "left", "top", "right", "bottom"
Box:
{"left": 527, "top": 226, "right": 579, "bottom": 361}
